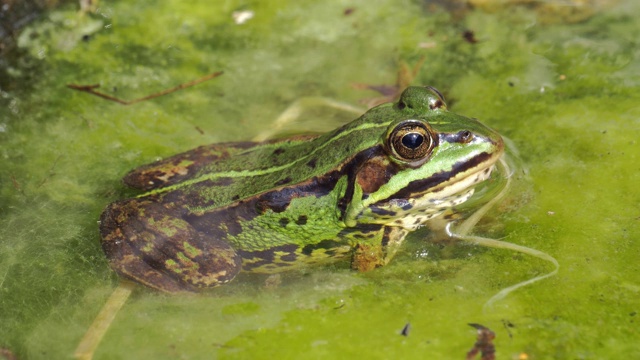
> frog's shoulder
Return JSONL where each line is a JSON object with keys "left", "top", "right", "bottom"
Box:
{"left": 122, "top": 141, "right": 258, "bottom": 191}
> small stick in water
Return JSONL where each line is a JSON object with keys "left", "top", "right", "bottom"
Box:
{"left": 67, "top": 71, "right": 224, "bottom": 105}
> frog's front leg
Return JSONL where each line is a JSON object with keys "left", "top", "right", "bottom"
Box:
{"left": 100, "top": 198, "right": 241, "bottom": 292}
{"left": 351, "top": 227, "right": 409, "bottom": 272}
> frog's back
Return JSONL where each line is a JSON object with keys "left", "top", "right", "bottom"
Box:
{"left": 123, "top": 107, "right": 397, "bottom": 210}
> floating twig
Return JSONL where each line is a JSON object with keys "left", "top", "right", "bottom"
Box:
{"left": 67, "top": 71, "right": 224, "bottom": 105}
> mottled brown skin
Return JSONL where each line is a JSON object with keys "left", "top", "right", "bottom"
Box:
{"left": 352, "top": 243, "right": 385, "bottom": 272}
{"left": 101, "top": 198, "right": 243, "bottom": 292}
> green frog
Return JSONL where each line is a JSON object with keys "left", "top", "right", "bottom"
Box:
{"left": 100, "top": 86, "right": 504, "bottom": 293}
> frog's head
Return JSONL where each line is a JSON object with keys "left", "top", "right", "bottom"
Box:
{"left": 343, "top": 86, "right": 504, "bottom": 229}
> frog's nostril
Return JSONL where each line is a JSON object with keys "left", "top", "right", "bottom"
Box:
{"left": 459, "top": 130, "right": 473, "bottom": 143}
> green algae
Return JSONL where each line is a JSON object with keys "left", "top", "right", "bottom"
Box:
{"left": 1, "top": 0, "right": 639, "bottom": 359}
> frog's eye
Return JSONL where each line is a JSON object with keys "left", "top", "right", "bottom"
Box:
{"left": 388, "top": 120, "right": 437, "bottom": 163}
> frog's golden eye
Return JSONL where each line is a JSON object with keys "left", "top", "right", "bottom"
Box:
{"left": 388, "top": 120, "right": 437, "bottom": 163}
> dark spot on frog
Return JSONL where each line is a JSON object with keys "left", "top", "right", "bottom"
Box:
{"left": 360, "top": 223, "right": 383, "bottom": 233}
{"left": 231, "top": 195, "right": 240, "bottom": 201}
{"left": 429, "top": 99, "right": 444, "bottom": 110}
{"left": 274, "top": 177, "right": 292, "bottom": 186}
{"left": 238, "top": 249, "right": 275, "bottom": 263}
{"left": 256, "top": 198, "right": 285, "bottom": 214}
{"left": 337, "top": 224, "right": 382, "bottom": 239}
{"left": 381, "top": 227, "right": 394, "bottom": 247}
{"left": 307, "top": 158, "right": 317, "bottom": 169}
{"left": 315, "top": 248, "right": 340, "bottom": 259}
{"left": 238, "top": 244, "right": 299, "bottom": 267}
{"left": 370, "top": 206, "right": 396, "bottom": 216}
{"left": 279, "top": 218, "right": 289, "bottom": 227}
{"left": 295, "top": 215, "right": 308, "bottom": 225}
{"left": 273, "top": 148, "right": 286, "bottom": 155}
{"left": 302, "top": 239, "right": 344, "bottom": 256}
{"left": 343, "top": 7, "right": 355, "bottom": 16}
{"left": 280, "top": 252, "right": 297, "bottom": 262}
{"left": 223, "top": 218, "right": 243, "bottom": 237}
{"left": 82, "top": 34, "right": 91, "bottom": 42}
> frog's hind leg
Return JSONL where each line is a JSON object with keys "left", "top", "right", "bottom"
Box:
{"left": 100, "top": 198, "right": 242, "bottom": 293}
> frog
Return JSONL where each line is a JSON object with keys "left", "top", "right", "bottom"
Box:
{"left": 99, "top": 86, "right": 505, "bottom": 293}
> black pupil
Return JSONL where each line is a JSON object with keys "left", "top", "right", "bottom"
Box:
{"left": 401, "top": 132, "right": 424, "bottom": 149}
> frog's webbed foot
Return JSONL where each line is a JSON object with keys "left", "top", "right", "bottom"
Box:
{"left": 100, "top": 198, "right": 241, "bottom": 293}
{"left": 351, "top": 227, "right": 409, "bottom": 272}
{"left": 351, "top": 243, "right": 385, "bottom": 272}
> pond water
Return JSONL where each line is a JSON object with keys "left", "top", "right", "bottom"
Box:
{"left": 1, "top": 0, "right": 638, "bottom": 358}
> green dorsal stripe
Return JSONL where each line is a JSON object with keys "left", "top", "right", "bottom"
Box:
{"left": 145, "top": 121, "right": 390, "bottom": 196}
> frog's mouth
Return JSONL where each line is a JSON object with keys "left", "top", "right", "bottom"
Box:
{"left": 390, "top": 150, "right": 501, "bottom": 204}
{"left": 365, "top": 152, "right": 502, "bottom": 228}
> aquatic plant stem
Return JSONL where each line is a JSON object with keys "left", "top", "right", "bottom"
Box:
{"left": 253, "top": 97, "right": 365, "bottom": 141}
{"left": 74, "top": 281, "right": 135, "bottom": 360}
{"left": 449, "top": 157, "right": 560, "bottom": 309}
